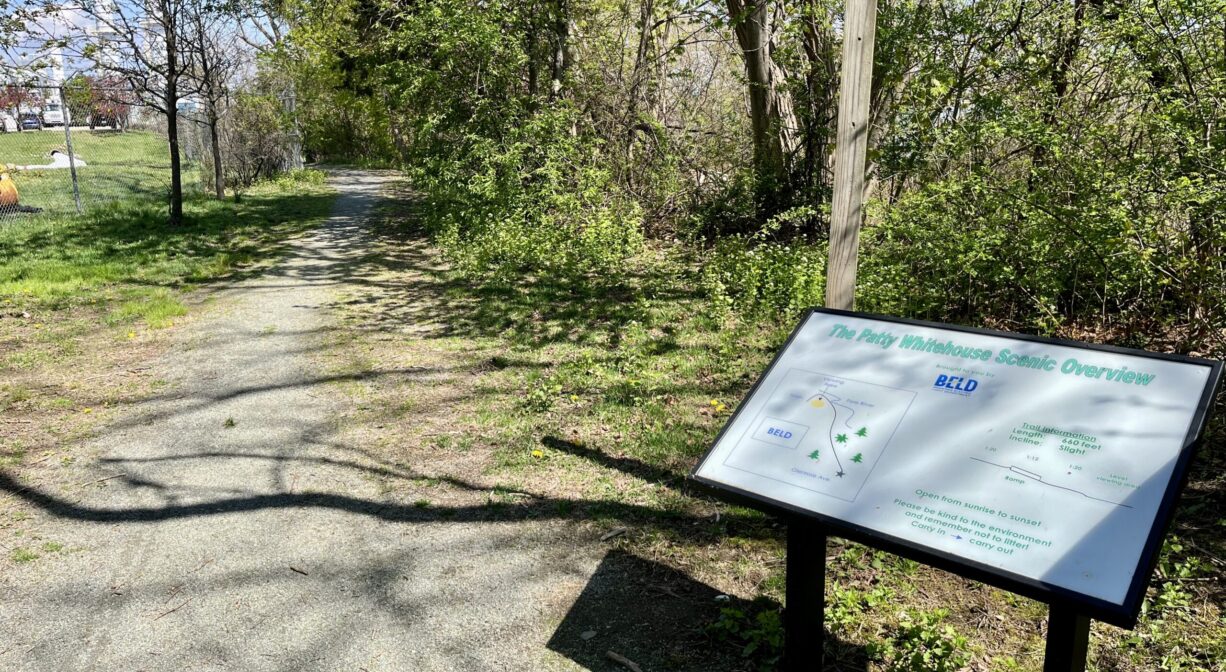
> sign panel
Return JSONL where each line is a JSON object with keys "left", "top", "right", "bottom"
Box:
{"left": 693, "top": 309, "right": 1221, "bottom": 626}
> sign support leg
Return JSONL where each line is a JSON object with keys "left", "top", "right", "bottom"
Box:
{"left": 1043, "top": 604, "right": 1090, "bottom": 672}
{"left": 784, "top": 520, "right": 826, "bottom": 672}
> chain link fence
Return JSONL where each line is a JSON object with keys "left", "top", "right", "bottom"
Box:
{"left": 0, "top": 84, "right": 180, "bottom": 221}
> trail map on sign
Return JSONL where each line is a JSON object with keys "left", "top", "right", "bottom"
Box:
{"left": 724, "top": 369, "right": 915, "bottom": 502}
{"left": 693, "top": 310, "right": 1219, "bottom": 619}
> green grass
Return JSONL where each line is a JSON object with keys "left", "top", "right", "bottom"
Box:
{"left": 0, "top": 169, "right": 335, "bottom": 326}
{"left": 1, "top": 130, "right": 179, "bottom": 218}
{"left": 0, "top": 441, "right": 26, "bottom": 466}
{"left": 106, "top": 289, "right": 188, "bottom": 328}
{"left": 10, "top": 547, "right": 38, "bottom": 563}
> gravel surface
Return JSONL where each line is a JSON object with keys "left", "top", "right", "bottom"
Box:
{"left": 0, "top": 170, "right": 603, "bottom": 671}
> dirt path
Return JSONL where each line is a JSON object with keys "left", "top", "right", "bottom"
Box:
{"left": 0, "top": 170, "right": 606, "bottom": 671}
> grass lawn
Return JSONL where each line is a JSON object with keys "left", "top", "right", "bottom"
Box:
{"left": 0, "top": 129, "right": 179, "bottom": 218}
{"left": 0, "top": 170, "right": 334, "bottom": 325}
{"left": 321, "top": 187, "right": 1226, "bottom": 671}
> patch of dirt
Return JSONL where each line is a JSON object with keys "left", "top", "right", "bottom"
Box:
{"left": 0, "top": 306, "right": 184, "bottom": 519}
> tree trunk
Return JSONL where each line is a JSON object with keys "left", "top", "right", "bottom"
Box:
{"left": 1030, "top": 0, "right": 1086, "bottom": 182}
{"left": 625, "top": 0, "right": 658, "bottom": 174}
{"left": 167, "top": 103, "right": 183, "bottom": 224}
{"left": 801, "top": 2, "right": 837, "bottom": 205}
{"left": 284, "top": 85, "right": 304, "bottom": 170}
{"left": 550, "top": 0, "right": 571, "bottom": 99}
{"left": 526, "top": 8, "right": 540, "bottom": 102}
{"left": 208, "top": 107, "right": 224, "bottom": 199}
{"left": 629, "top": 0, "right": 656, "bottom": 119}
{"left": 166, "top": 92, "right": 183, "bottom": 225}
{"left": 527, "top": 31, "right": 540, "bottom": 99}
{"left": 726, "top": 0, "right": 798, "bottom": 212}
{"left": 164, "top": 1, "right": 183, "bottom": 226}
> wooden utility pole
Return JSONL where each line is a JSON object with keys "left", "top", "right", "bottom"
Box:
{"left": 789, "top": 10, "right": 877, "bottom": 663}
{"left": 825, "top": 0, "right": 878, "bottom": 310}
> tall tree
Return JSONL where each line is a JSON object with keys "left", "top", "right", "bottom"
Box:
{"left": 725, "top": 0, "right": 798, "bottom": 211}
{"left": 550, "top": 0, "right": 573, "bottom": 99}
{"left": 23, "top": 0, "right": 195, "bottom": 224}
{"left": 228, "top": 0, "right": 305, "bottom": 169}
{"left": 183, "top": 3, "right": 243, "bottom": 198}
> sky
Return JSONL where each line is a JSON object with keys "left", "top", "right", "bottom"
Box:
{"left": 2, "top": 0, "right": 135, "bottom": 85}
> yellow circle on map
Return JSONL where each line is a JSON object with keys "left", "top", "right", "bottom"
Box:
{"left": 810, "top": 399, "right": 825, "bottom": 408}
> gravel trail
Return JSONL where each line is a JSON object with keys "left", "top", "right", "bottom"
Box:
{"left": 0, "top": 170, "right": 600, "bottom": 671}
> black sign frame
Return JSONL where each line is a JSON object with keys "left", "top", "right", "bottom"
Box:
{"left": 690, "top": 307, "right": 1222, "bottom": 629}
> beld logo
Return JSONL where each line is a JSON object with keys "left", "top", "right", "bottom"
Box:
{"left": 933, "top": 374, "right": 978, "bottom": 396}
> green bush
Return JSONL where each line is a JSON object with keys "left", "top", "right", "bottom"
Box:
{"left": 414, "top": 106, "right": 644, "bottom": 277}
{"left": 702, "top": 236, "right": 827, "bottom": 318}
{"left": 272, "top": 169, "right": 328, "bottom": 187}
{"left": 868, "top": 609, "right": 971, "bottom": 672}
{"left": 707, "top": 601, "right": 785, "bottom": 670}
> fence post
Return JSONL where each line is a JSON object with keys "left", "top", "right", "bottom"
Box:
{"left": 58, "top": 86, "right": 82, "bottom": 214}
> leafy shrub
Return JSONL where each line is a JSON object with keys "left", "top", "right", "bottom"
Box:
{"left": 270, "top": 169, "right": 327, "bottom": 188}
{"left": 867, "top": 609, "right": 971, "bottom": 672}
{"left": 216, "top": 91, "right": 297, "bottom": 194}
{"left": 689, "top": 169, "right": 763, "bottom": 239}
{"left": 1141, "top": 536, "right": 1207, "bottom": 618}
{"left": 707, "top": 601, "right": 784, "bottom": 670}
{"left": 522, "top": 377, "right": 563, "bottom": 412}
{"left": 415, "top": 106, "right": 644, "bottom": 277}
{"left": 702, "top": 236, "right": 827, "bottom": 318}
{"left": 827, "top": 584, "right": 895, "bottom": 633}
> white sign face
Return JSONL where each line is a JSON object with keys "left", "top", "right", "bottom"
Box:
{"left": 694, "top": 311, "right": 1215, "bottom": 608}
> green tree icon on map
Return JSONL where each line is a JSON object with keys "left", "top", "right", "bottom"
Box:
{"left": 851, "top": 453, "right": 863, "bottom": 463}
{"left": 835, "top": 433, "right": 848, "bottom": 444}
{"left": 808, "top": 449, "right": 820, "bottom": 461}
{"left": 856, "top": 427, "right": 867, "bottom": 437}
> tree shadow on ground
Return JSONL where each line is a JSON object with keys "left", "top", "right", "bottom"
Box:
{"left": 0, "top": 451, "right": 777, "bottom": 541}
{"left": 548, "top": 549, "right": 870, "bottom": 672}
{"left": 291, "top": 186, "right": 709, "bottom": 350}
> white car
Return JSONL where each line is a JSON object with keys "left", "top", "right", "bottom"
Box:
{"left": 42, "top": 100, "right": 66, "bottom": 126}
{"left": 0, "top": 113, "right": 15, "bottom": 132}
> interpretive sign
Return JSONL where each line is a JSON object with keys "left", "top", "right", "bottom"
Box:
{"left": 693, "top": 308, "right": 1221, "bottom": 627}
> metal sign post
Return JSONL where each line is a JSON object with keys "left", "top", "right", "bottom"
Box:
{"left": 779, "top": 547, "right": 1093, "bottom": 671}
{"left": 783, "top": 521, "right": 826, "bottom": 671}
{"left": 1044, "top": 605, "right": 1091, "bottom": 672}
{"left": 58, "top": 86, "right": 82, "bottom": 214}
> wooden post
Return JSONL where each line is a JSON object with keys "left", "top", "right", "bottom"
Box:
{"left": 825, "top": 0, "right": 878, "bottom": 310}
{"left": 787, "top": 4, "right": 878, "bottom": 664}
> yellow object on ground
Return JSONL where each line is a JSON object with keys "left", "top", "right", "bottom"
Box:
{"left": 0, "top": 173, "right": 19, "bottom": 207}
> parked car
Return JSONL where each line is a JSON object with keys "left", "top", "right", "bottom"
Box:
{"left": 41, "top": 100, "right": 65, "bottom": 126}
{"left": 89, "top": 112, "right": 119, "bottom": 129}
{"left": 0, "top": 113, "right": 15, "bottom": 132}
{"left": 17, "top": 112, "right": 42, "bottom": 131}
